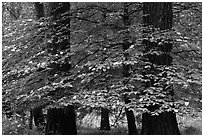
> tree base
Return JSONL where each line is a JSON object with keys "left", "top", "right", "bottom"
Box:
{"left": 125, "top": 108, "right": 139, "bottom": 135}
{"left": 45, "top": 105, "right": 77, "bottom": 135}
{"left": 100, "top": 108, "right": 110, "bottom": 130}
{"left": 141, "top": 111, "right": 180, "bottom": 135}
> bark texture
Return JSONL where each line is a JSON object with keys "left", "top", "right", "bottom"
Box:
{"left": 45, "top": 3, "right": 77, "bottom": 134}
{"left": 141, "top": 2, "right": 180, "bottom": 135}
{"left": 47, "top": 2, "right": 71, "bottom": 55}
{"left": 34, "top": 2, "right": 44, "bottom": 19}
{"left": 45, "top": 105, "right": 77, "bottom": 135}
{"left": 100, "top": 108, "right": 110, "bottom": 130}
{"left": 141, "top": 112, "right": 180, "bottom": 134}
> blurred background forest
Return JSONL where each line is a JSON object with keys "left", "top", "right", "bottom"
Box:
{"left": 2, "top": 2, "right": 202, "bottom": 135}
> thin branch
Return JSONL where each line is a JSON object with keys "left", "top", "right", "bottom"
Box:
{"left": 72, "top": 49, "right": 100, "bottom": 69}
{"left": 6, "top": 7, "right": 18, "bottom": 19}
{"left": 73, "top": 16, "right": 100, "bottom": 24}
{"left": 172, "top": 49, "right": 200, "bottom": 54}
{"left": 112, "top": 106, "right": 124, "bottom": 127}
{"left": 129, "top": 5, "right": 142, "bottom": 16}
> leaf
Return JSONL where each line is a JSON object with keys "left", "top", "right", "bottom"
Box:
{"left": 73, "top": 96, "right": 77, "bottom": 100}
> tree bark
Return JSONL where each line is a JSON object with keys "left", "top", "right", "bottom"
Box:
{"left": 45, "top": 3, "right": 77, "bottom": 134}
{"left": 100, "top": 108, "right": 110, "bottom": 130}
{"left": 122, "top": 3, "right": 138, "bottom": 135}
{"left": 29, "top": 105, "right": 45, "bottom": 130}
{"left": 99, "top": 9, "right": 111, "bottom": 131}
{"left": 141, "top": 112, "right": 180, "bottom": 134}
{"left": 32, "top": 107, "right": 45, "bottom": 128}
{"left": 32, "top": 107, "right": 45, "bottom": 127}
{"left": 124, "top": 97, "right": 138, "bottom": 135}
{"left": 34, "top": 2, "right": 44, "bottom": 20}
{"left": 45, "top": 105, "right": 77, "bottom": 135}
{"left": 47, "top": 2, "right": 71, "bottom": 53}
{"left": 141, "top": 2, "right": 180, "bottom": 135}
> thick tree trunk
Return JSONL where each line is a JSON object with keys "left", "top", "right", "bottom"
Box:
{"left": 141, "top": 2, "right": 180, "bottom": 135}
{"left": 47, "top": 2, "right": 71, "bottom": 71}
{"left": 34, "top": 2, "right": 44, "bottom": 20}
{"left": 45, "top": 3, "right": 77, "bottom": 134}
{"left": 100, "top": 108, "right": 110, "bottom": 130}
{"left": 122, "top": 3, "right": 138, "bottom": 135}
{"left": 141, "top": 112, "right": 180, "bottom": 135}
{"left": 45, "top": 105, "right": 77, "bottom": 135}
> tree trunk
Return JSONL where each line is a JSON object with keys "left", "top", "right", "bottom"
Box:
{"left": 34, "top": 2, "right": 44, "bottom": 20}
{"left": 141, "top": 112, "right": 180, "bottom": 134}
{"left": 47, "top": 2, "right": 71, "bottom": 55}
{"left": 45, "top": 3, "right": 77, "bottom": 134}
{"left": 45, "top": 105, "right": 77, "bottom": 135}
{"left": 100, "top": 108, "right": 110, "bottom": 130}
{"left": 125, "top": 108, "right": 138, "bottom": 134}
{"left": 141, "top": 2, "right": 180, "bottom": 135}
{"left": 122, "top": 3, "right": 138, "bottom": 135}
{"left": 29, "top": 106, "right": 45, "bottom": 130}
{"left": 99, "top": 11, "right": 111, "bottom": 131}
{"left": 32, "top": 107, "right": 45, "bottom": 127}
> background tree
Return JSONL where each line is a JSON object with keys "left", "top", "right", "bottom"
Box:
{"left": 140, "top": 2, "right": 180, "bottom": 134}
{"left": 34, "top": 2, "right": 44, "bottom": 20}
{"left": 28, "top": 2, "right": 45, "bottom": 130}
{"left": 44, "top": 2, "right": 77, "bottom": 135}
{"left": 122, "top": 2, "right": 138, "bottom": 135}
{"left": 100, "top": 8, "right": 110, "bottom": 131}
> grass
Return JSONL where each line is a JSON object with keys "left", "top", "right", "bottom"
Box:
{"left": 177, "top": 111, "right": 202, "bottom": 135}
{"left": 77, "top": 110, "right": 202, "bottom": 135}
{"left": 3, "top": 110, "right": 201, "bottom": 135}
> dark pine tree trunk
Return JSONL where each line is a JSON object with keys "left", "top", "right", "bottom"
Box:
{"left": 45, "top": 3, "right": 77, "bottom": 135}
{"left": 34, "top": 2, "right": 44, "bottom": 20}
{"left": 45, "top": 105, "right": 77, "bottom": 135}
{"left": 122, "top": 3, "right": 138, "bottom": 135}
{"left": 100, "top": 108, "right": 110, "bottom": 130}
{"left": 141, "top": 2, "right": 180, "bottom": 135}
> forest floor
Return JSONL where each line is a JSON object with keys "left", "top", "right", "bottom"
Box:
{"left": 2, "top": 109, "right": 201, "bottom": 135}
{"left": 177, "top": 111, "right": 202, "bottom": 135}
{"left": 77, "top": 111, "right": 202, "bottom": 135}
